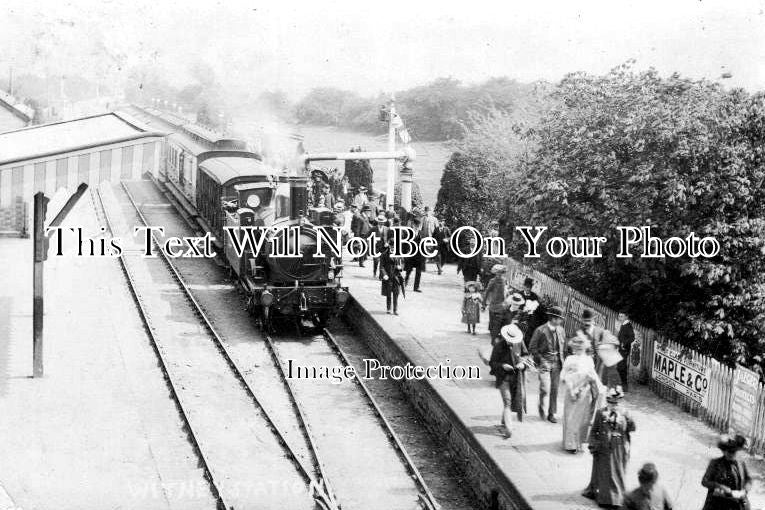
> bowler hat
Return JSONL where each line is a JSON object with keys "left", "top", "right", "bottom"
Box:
{"left": 361, "top": 204, "right": 372, "bottom": 212}
{"left": 523, "top": 277, "right": 534, "bottom": 287}
{"left": 547, "top": 305, "right": 565, "bottom": 320}
{"left": 717, "top": 434, "right": 747, "bottom": 452}
{"left": 581, "top": 309, "right": 594, "bottom": 321}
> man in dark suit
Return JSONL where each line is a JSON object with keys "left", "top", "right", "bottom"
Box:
{"left": 369, "top": 214, "right": 387, "bottom": 277}
{"left": 528, "top": 306, "right": 567, "bottom": 423}
{"left": 354, "top": 204, "right": 372, "bottom": 267}
{"left": 617, "top": 311, "right": 634, "bottom": 392}
{"left": 433, "top": 219, "right": 451, "bottom": 275}
{"left": 404, "top": 219, "right": 425, "bottom": 292}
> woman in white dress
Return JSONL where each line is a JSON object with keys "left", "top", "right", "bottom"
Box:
{"left": 561, "top": 332, "right": 604, "bottom": 452}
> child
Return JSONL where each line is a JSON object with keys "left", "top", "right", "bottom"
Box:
{"left": 462, "top": 282, "right": 482, "bottom": 334}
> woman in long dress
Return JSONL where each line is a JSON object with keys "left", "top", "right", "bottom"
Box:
{"left": 583, "top": 387, "right": 635, "bottom": 508}
{"left": 561, "top": 332, "right": 603, "bottom": 452}
{"left": 701, "top": 434, "right": 752, "bottom": 510}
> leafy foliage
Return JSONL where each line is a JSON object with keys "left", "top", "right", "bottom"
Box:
{"left": 489, "top": 64, "right": 765, "bottom": 371}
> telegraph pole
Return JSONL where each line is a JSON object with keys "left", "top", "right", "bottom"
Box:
{"left": 386, "top": 95, "right": 396, "bottom": 211}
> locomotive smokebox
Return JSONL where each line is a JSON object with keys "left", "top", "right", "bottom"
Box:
{"left": 289, "top": 176, "right": 308, "bottom": 220}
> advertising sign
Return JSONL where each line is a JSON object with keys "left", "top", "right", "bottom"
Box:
{"left": 652, "top": 342, "right": 710, "bottom": 406}
{"left": 729, "top": 365, "right": 760, "bottom": 439}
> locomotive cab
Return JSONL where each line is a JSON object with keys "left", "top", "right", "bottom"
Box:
{"left": 218, "top": 167, "right": 348, "bottom": 330}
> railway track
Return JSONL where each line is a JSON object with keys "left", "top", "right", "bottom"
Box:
{"left": 266, "top": 329, "right": 440, "bottom": 510}
{"left": 111, "top": 178, "right": 452, "bottom": 510}
{"left": 93, "top": 183, "right": 338, "bottom": 510}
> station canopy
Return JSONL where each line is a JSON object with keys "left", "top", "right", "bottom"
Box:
{"left": 0, "top": 112, "right": 162, "bottom": 166}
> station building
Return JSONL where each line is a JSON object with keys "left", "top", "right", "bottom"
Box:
{"left": 0, "top": 112, "right": 165, "bottom": 233}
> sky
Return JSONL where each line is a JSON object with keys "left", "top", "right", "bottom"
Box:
{"left": 0, "top": 0, "right": 763, "bottom": 99}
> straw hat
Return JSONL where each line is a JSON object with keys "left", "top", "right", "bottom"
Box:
{"left": 491, "top": 264, "right": 507, "bottom": 275}
{"left": 547, "top": 305, "right": 565, "bottom": 320}
{"left": 505, "top": 293, "right": 525, "bottom": 308}
{"left": 500, "top": 324, "right": 524, "bottom": 344}
{"left": 606, "top": 387, "right": 624, "bottom": 403}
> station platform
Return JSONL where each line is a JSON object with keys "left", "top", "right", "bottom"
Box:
{"left": 0, "top": 193, "right": 213, "bottom": 510}
{"left": 341, "top": 260, "right": 765, "bottom": 510}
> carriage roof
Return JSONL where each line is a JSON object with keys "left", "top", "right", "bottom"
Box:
{"left": 199, "top": 156, "right": 282, "bottom": 186}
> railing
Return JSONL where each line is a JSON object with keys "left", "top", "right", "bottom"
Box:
{"left": 504, "top": 257, "right": 765, "bottom": 454}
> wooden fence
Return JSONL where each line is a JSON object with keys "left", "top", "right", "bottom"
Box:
{"left": 504, "top": 257, "right": 765, "bottom": 454}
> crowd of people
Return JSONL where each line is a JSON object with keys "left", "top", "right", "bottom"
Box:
{"left": 318, "top": 170, "right": 757, "bottom": 510}
{"left": 481, "top": 278, "right": 754, "bottom": 509}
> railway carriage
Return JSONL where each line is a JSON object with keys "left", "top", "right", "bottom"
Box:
{"left": 127, "top": 105, "right": 349, "bottom": 329}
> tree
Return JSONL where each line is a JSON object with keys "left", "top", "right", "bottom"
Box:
{"left": 435, "top": 108, "right": 527, "bottom": 230}
{"left": 508, "top": 64, "right": 765, "bottom": 371}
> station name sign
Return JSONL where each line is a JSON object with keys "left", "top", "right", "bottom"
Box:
{"left": 652, "top": 342, "right": 710, "bottom": 406}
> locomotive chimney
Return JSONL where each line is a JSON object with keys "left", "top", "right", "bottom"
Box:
{"left": 289, "top": 176, "right": 308, "bottom": 220}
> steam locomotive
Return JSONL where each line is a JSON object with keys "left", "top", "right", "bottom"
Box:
{"left": 124, "top": 105, "right": 349, "bottom": 329}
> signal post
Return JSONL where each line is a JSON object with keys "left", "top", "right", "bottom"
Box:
{"left": 31, "top": 183, "right": 88, "bottom": 377}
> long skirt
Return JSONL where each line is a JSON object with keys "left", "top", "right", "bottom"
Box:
{"left": 562, "top": 388, "right": 594, "bottom": 450}
{"left": 594, "top": 439, "right": 630, "bottom": 506}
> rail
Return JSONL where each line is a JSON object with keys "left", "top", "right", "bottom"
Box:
{"left": 92, "top": 187, "right": 228, "bottom": 510}
{"left": 320, "top": 328, "right": 440, "bottom": 510}
{"left": 110, "top": 182, "right": 340, "bottom": 510}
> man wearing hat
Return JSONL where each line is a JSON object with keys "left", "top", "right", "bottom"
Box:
{"left": 433, "top": 217, "right": 451, "bottom": 275}
{"left": 420, "top": 206, "right": 439, "bottom": 238}
{"left": 483, "top": 264, "right": 509, "bottom": 344}
{"left": 370, "top": 213, "right": 388, "bottom": 277}
{"left": 404, "top": 219, "right": 425, "bottom": 292}
{"left": 353, "top": 186, "right": 368, "bottom": 208}
{"left": 529, "top": 305, "right": 567, "bottom": 423}
{"left": 580, "top": 309, "right": 606, "bottom": 360}
{"left": 489, "top": 323, "right": 531, "bottom": 438}
{"left": 701, "top": 434, "right": 752, "bottom": 510}
{"left": 351, "top": 204, "right": 372, "bottom": 267}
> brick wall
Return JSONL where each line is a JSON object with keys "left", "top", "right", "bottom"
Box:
{"left": 342, "top": 297, "right": 531, "bottom": 510}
